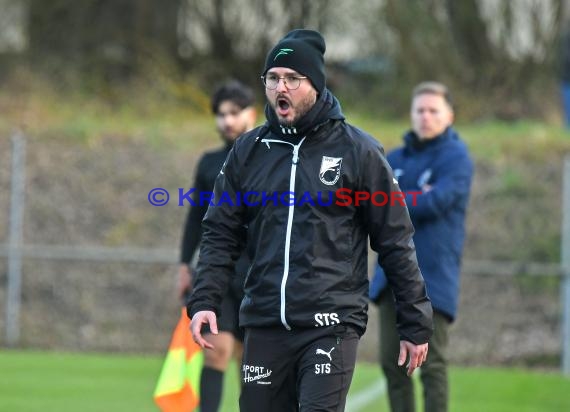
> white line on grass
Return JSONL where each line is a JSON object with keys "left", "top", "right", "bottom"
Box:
{"left": 345, "top": 378, "right": 386, "bottom": 412}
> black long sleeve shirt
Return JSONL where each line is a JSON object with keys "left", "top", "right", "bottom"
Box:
{"left": 180, "top": 145, "right": 232, "bottom": 264}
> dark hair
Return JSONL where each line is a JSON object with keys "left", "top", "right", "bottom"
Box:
{"left": 211, "top": 80, "right": 255, "bottom": 114}
{"left": 412, "top": 81, "right": 453, "bottom": 108}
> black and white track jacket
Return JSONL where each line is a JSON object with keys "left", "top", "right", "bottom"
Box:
{"left": 189, "top": 90, "right": 433, "bottom": 344}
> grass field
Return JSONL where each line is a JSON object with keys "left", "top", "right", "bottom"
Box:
{"left": 2, "top": 77, "right": 570, "bottom": 162}
{"left": 1, "top": 350, "right": 569, "bottom": 412}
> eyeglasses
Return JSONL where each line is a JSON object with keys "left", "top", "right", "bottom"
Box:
{"left": 261, "top": 74, "right": 308, "bottom": 90}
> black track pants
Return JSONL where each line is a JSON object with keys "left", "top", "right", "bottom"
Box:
{"left": 239, "top": 325, "right": 359, "bottom": 412}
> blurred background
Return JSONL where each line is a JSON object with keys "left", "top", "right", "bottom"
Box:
{"left": 1, "top": 0, "right": 570, "bottom": 411}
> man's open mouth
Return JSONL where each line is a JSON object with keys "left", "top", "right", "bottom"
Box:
{"left": 276, "top": 97, "right": 291, "bottom": 116}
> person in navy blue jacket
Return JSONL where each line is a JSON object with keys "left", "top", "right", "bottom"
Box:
{"left": 370, "top": 82, "right": 473, "bottom": 412}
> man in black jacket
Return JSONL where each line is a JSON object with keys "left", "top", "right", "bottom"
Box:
{"left": 179, "top": 80, "right": 256, "bottom": 412}
{"left": 189, "top": 29, "right": 433, "bottom": 412}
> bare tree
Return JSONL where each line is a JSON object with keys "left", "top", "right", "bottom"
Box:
{"left": 379, "top": 0, "right": 563, "bottom": 118}
{"left": 28, "top": 0, "right": 182, "bottom": 78}
{"left": 177, "top": 0, "right": 333, "bottom": 85}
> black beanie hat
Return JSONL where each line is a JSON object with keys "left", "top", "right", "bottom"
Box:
{"left": 263, "top": 29, "right": 326, "bottom": 93}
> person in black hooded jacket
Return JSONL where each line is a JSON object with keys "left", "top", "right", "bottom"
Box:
{"left": 188, "top": 29, "right": 433, "bottom": 412}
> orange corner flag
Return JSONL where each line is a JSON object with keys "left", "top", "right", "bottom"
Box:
{"left": 154, "top": 308, "right": 203, "bottom": 412}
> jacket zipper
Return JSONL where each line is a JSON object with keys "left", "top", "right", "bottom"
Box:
{"left": 261, "top": 137, "right": 306, "bottom": 330}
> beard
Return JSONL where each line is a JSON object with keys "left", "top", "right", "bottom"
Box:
{"left": 273, "top": 89, "right": 317, "bottom": 127}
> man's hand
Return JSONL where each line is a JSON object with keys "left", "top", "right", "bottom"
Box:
{"left": 177, "top": 264, "right": 192, "bottom": 299}
{"left": 398, "top": 340, "right": 428, "bottom": 376}
{"left": 190, "top": 310, "right": 218, "bottom": 350}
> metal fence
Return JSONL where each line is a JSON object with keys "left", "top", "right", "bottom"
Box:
{"left": 1, "top": 133, "right": 569, "bottom": 373}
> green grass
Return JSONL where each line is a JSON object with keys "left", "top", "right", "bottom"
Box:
{"left": 0, "top": 350, "right": 163, "bottom": 412}
{"left": 1, "top": 350, "right": 569, "bottom": 412}
{"left": 448, "top": 367, "right": 570, "bottom": 412}
{"left": 2, "top": 74, "right": 570, "bottom": 162}
{"left": 344, "top": 111, "right": 570, "bottom": 160}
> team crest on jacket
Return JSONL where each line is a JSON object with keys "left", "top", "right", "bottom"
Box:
{"left": 319, "top": 156, "right": 343, "bottom": 185}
